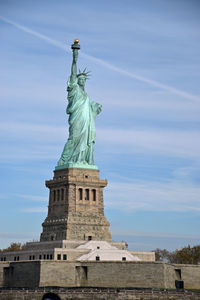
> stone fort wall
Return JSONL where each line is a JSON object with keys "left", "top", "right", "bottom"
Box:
{"left": 1, "top": 260, "right": 200, "bottom": 290}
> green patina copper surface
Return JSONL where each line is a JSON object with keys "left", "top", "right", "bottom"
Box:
{"left": 56, "top": 40, "right": 101, "bottom": 170}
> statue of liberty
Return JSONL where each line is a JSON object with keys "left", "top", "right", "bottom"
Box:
{"left": 57, "top": 40, "right": 102, "bottom": 169}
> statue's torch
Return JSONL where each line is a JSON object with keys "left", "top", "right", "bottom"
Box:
{"left": 71, "top": 39, "right": 80, "bottom": 50}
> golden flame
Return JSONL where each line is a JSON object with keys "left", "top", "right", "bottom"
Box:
{"left": 74, "top": 39, "right": 79, "bottom": 44}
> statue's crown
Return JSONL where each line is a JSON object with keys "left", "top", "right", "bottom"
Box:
{"left": 77, "top": 68, "right": 91, "bottom": 79}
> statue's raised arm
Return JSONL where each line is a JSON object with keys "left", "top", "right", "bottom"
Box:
{"left": 70, "top": 39, "right": 80, "bottom": 82}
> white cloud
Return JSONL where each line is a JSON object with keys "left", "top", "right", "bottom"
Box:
{"left": 0, "top": 121, "right": 66, "bottom": 141}
{"left": 0, "top": 16, "right": 68, "bottom": 52}
{"left": 105, "top": 180, "right": 200, "bottom": 213}
{"left": 16, "top": 194, "right": 47, "bottom": 202}
{"left": 0, "top": 232, "right": 39, "bottom": 249}
{"left": 101, "top": 89, "right": 200, "bottom": 117}
{"left": 14, "top": 195, "right": 48, "bottom": 213}
{"left": 21, "top": 207, "right": 47, "bottom": 213}
{"left": 172, "top": 165, "right": 200, "bottom": 182}
{"left": 98, "top": 128, "right": 200, "bottom": 160}
{"left": 1, "top": 16, "right": 199, "bottom": 103}
{"left": 111, "top": 230, "right": 200, "bottom": 251}
{"left": 0, "top": 232, "right": 33, "bottom": 239}
{"left": 81, "top": 52, "right": 200, "bottom": 103}
{"left": 111, "top": 229, "right": 200, "bottom": 240}
{"left": 0, "top": 121, "right": 199, "bottom": 162}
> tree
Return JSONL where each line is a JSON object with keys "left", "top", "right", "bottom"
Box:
{"left": 154, "top": 245, "right": 200, "bottom": 265}
{"left": 154, "top": 248, "right": 170, "bottom": 262}
{"left": 0, "top": 242, "right": 26, "bottom": 252}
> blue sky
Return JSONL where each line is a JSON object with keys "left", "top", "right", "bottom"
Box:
{"left": 0, "top": 0, "right": 200, "bottom": 251}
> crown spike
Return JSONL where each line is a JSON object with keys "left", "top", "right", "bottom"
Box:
{"left": 77, "top": 68, "right": 91, "bottom": 79}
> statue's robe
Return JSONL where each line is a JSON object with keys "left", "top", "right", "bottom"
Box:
{"left": 57, "top": 77, "right": 101, "bottom": 166}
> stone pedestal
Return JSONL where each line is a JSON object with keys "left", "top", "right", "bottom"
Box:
{"left": 40, "top": 168, "right": 111, "bottom": 242}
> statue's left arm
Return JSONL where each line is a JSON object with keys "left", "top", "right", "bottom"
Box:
{"left": 91, "top": 101, "right": 102, "bottom": 118}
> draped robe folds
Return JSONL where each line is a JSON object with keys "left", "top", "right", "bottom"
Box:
{"left": 57, "top": 77, "right": 101, "bottom": 166}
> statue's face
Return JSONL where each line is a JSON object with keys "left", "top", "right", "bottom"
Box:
{"left": 78, "top": 75, "right": 86, "bottom": 87}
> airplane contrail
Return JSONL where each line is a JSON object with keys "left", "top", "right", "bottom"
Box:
{"left": 0, "top": 16, "right": 68, "bottom": 52}
{"left": 1, "top": 16, "right": 199, "bottom": 103}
